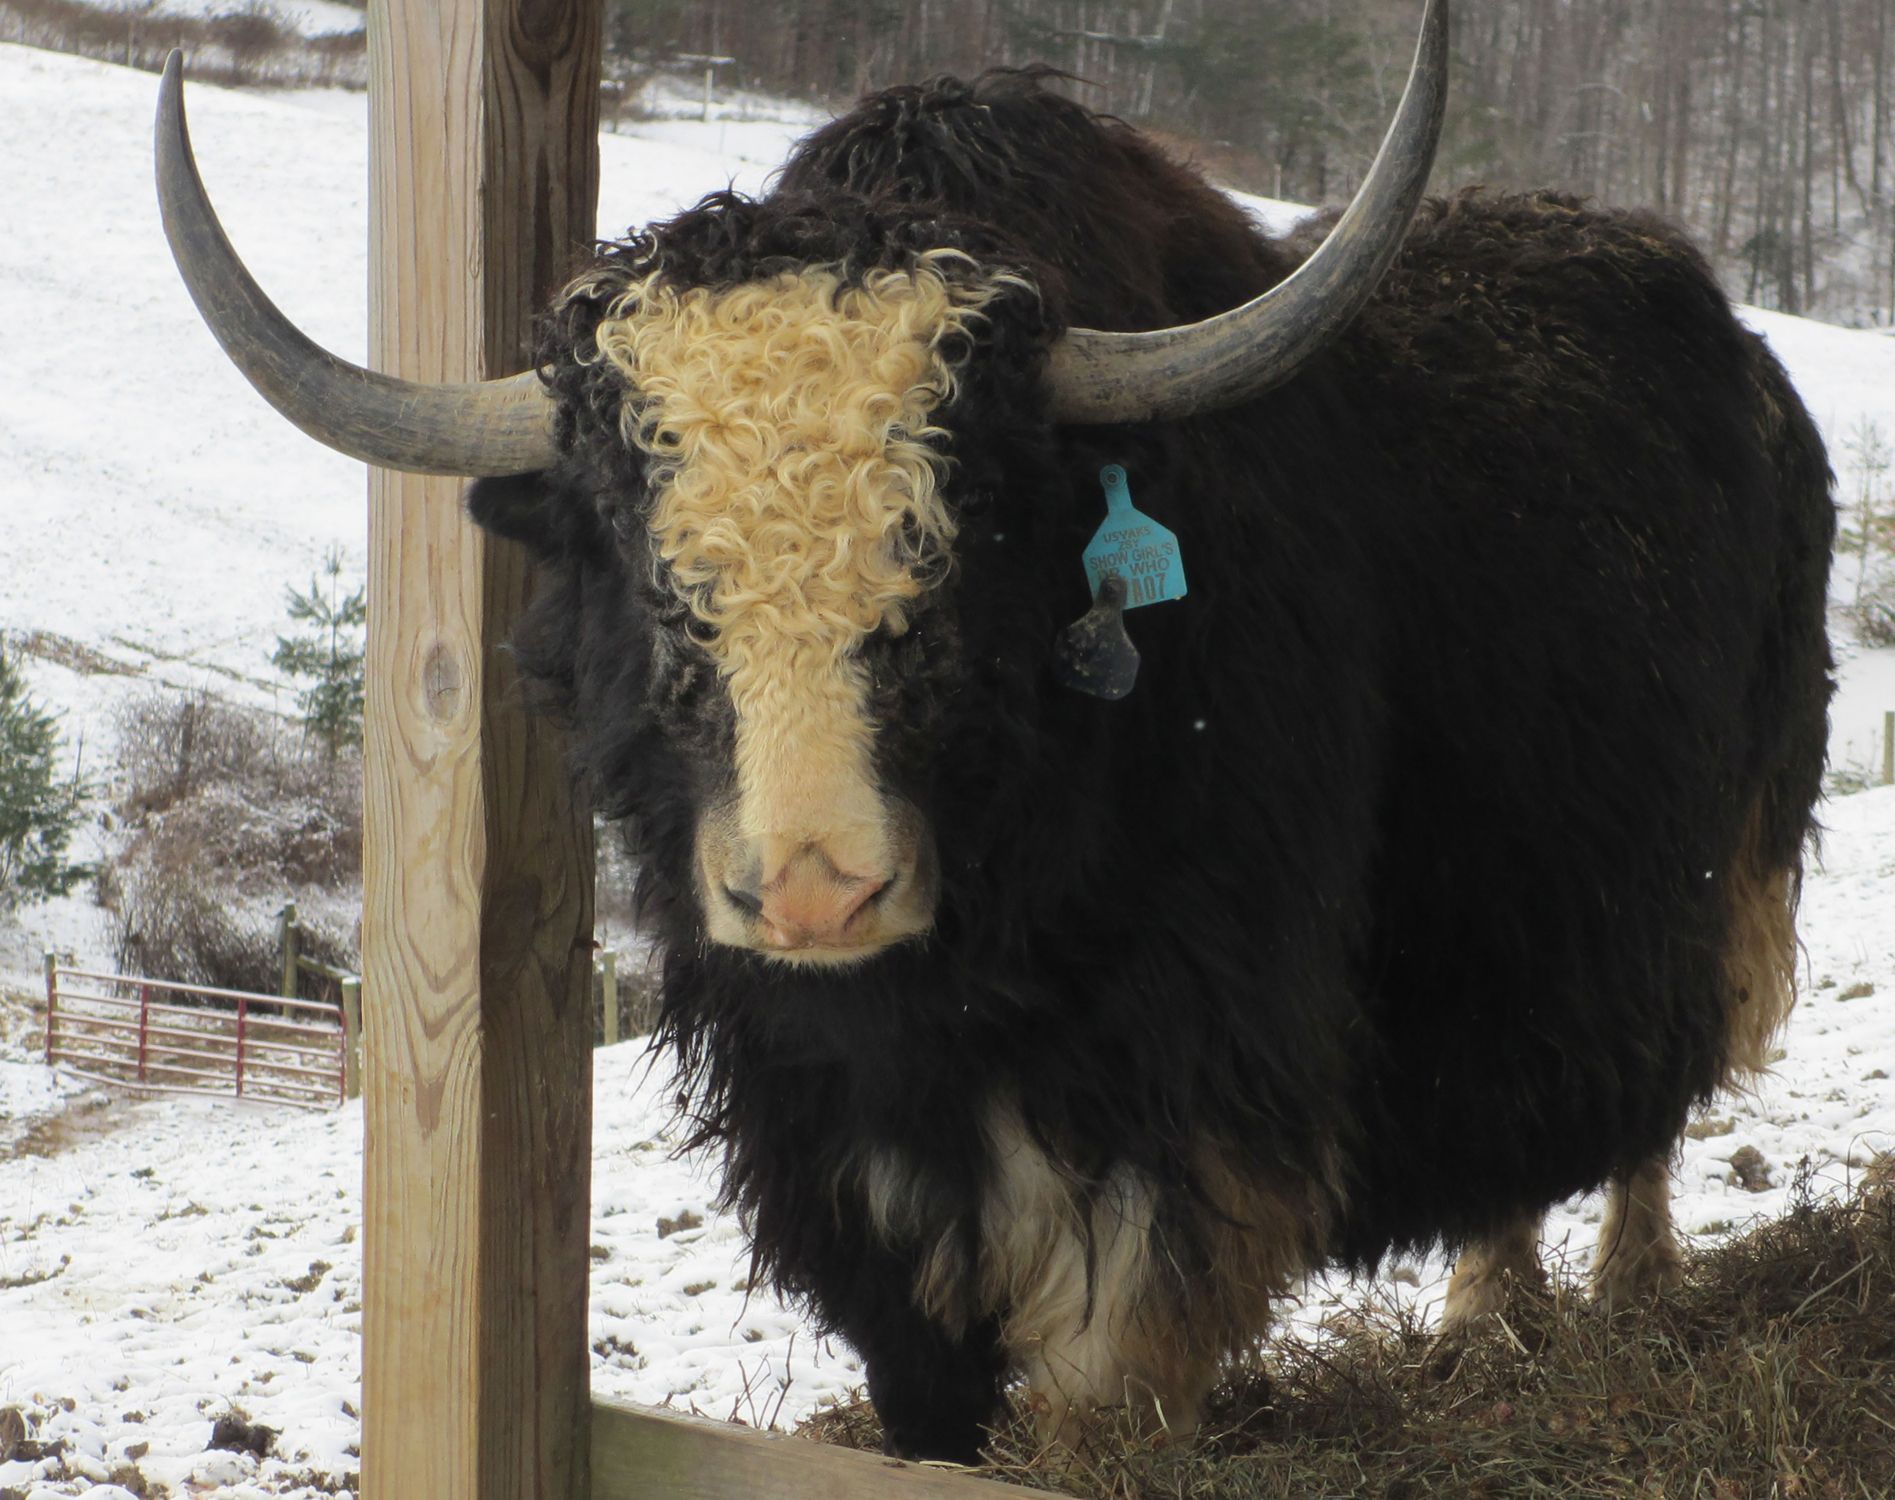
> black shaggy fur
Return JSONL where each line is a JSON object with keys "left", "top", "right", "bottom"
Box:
{"left": 469, "top": 71, "right": 1835, "bottom": 1463}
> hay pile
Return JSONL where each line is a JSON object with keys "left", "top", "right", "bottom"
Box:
{"left": 800, "top": 1162, "right": 1895, "bottom": 1497}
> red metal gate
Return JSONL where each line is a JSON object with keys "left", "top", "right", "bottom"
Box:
{"left": 44, "top": 963, "right": 346, "bottom": 1109}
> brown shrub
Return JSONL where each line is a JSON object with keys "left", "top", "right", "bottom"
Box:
{"left": 1846, "top": 578, "right": 1895, "bottom": 647}
{"left": 102, "top": 692, "right": 360, "bottom": 993}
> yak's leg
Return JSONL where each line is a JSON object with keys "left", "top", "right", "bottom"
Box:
{"left": 864, "top": 1313, "right": 1007, "bottom": 1465}
{"left": 1591, "top": 1155, "right": 1683, "bottom": 1309}
{"left": 1017, "top": 1301, "right": 1219, "bottom": 1454}
{"left": 990, "top": 1148, "right": 1217, "bottom": 1450}
{"left": 853, "top": 1302, "right": 1006, "bottom": 1464}
{"left": 1441, "top": 1211, "right": 1544, "bottom": 1334}
{"left": 813, "top": 1235, "right": 1005, "bottom": 1465}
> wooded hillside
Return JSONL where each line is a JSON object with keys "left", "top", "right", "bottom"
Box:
{"left": 610, "top": 0, "right": 1895, "bottom": 325}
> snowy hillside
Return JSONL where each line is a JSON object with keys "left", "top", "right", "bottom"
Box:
{"left": 1, "top": 41, "right": 1892, "bottom": 1500}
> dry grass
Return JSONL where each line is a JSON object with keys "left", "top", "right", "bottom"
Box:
{"left": 800, "top": 1162, "right": 1895, "bottom": 1498}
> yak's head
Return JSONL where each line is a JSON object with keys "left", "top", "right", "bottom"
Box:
{"left": 151, "top": 1, "right": 1447, "bottom": 965}
{"left": 479, "top": 231, "right": 1044, "bottom": 963}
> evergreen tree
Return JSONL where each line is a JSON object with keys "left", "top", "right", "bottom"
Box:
{"left": 272, "top": 548, "right": 367, "bottom": 759}
{"left": 0, "top": 643, "right": 90, "bottom": 908}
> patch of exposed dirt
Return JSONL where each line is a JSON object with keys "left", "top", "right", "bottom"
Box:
{"left": 4, "top": 1087, "right": 131, "bottom": 1161}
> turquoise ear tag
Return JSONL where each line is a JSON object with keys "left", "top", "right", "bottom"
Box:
{"left": 1054, "top": 466, "right": 1186, "bottom": 701}
{"left": 1082, "top": 465, "right": 1187, "bottom": 608}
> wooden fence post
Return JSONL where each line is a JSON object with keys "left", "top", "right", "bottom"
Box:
{"left": 600, "top": 949, "right": 619, "bottom": 1048}
{"left": 278, "top": 901, "right": 299, "bottom": 1000}
{"left": 340, "top": 977, "right": 363, "bottom": 1101}
{"left": 137, "top": 984, "right": 152, "bottom": 1083}
{"left": 1883, "top": 709, "right": 1892, "bottom": 787}
{"left": 360, "top": 3, "right": 600, "bottom": 1497}
{"left": 43, "top": 951, "right": 56, "bottom": 1065}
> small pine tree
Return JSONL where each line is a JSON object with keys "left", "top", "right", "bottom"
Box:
{"left": 272, "top": 547, "right": 367, "bottom": 760}
{"left": 0, "top": 643, "right": 90, "bottom": 908}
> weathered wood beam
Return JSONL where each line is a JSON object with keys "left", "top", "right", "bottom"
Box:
{"left": 360, "top": 2, "right": 600, "bottom": 1497}
{"left": 590, "top": 1401, "right": 1053, "bottom": 1500}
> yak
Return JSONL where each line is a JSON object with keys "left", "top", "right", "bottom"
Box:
{"left": 156, "top": 0, "right": 1834, "bottom": 1466}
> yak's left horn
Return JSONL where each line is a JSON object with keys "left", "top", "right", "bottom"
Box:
{"left": 1044, "top": 0, "right": 1449, "bottom": 425}
{"left": 155, "top": 51, "right": 559, "bottom": 477}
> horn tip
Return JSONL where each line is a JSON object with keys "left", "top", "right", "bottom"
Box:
{"left": 162, "top": 49, "right": 184, "bottom": 84}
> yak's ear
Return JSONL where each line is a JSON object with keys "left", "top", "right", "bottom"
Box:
{"left": 465, "top": 472, "right": 572, "bottom": 560}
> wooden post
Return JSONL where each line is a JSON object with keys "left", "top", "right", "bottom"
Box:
{"left": 340, "top": 977, "right": 363, "bottom": 1102}
{"left": 360, "top": 4, "right": 600, "bottom": 1500}
{"left": 278, "top": 901, "right": 299, "bottom": 1000}
{"left": 42, "top": 951, "right": 56, "bottom": 1065}
{"left": 235, "top": 996, "right": 248, "bottom": 1098}
{"left": 1883, "top": 709, "right": 1893, "bottom": 786}
{"left": 600, "top": 949, "right": 619, "bottom": 1048}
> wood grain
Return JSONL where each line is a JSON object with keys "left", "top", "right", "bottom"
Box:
{"left": 360, "top": 3, "right": 600, "bottom": 1498}
{"left": 590, "top": 1401, "right": 1053, "bottom": 1500}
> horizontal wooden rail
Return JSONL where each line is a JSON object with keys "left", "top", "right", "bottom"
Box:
{"left": 295, "top": 952, "right": 357, "bottom": 984}
{"left": 589, "top": 1400, "right": 1047, "bottom": 1500}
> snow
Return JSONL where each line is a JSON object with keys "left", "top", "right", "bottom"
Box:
{"left": 0, "top": 40, "right": 1891, "bottom": 1497}
{"left": 0, "top": 1046, "right": 873, "bottom": 1497}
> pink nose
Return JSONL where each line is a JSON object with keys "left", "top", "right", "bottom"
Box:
{"left": 745, "top": 847, "right": 887, "bottom": 948}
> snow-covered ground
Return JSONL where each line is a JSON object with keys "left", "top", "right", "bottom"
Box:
{"left": 1, "top": 40, "right": 1892, "bottom": 1499}
{"left": 2, "top": 785, "right": 1890, "bottom": 1498}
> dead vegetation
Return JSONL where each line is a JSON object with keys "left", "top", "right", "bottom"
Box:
{"left": 801, "top": 1162, "right": 1895, "bottom": 1498}
{"left": 100, "top": 691, "right": 358, "bottom": 995}
{"left": 0, "top": 0, "right": 366, "bottom": 89}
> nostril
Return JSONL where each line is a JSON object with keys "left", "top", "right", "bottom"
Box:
{"left": 835, "top": 875, "right": 888, "bottom": 929}
{"left": 723, "top": 883, "right": 764, "bottom": 918}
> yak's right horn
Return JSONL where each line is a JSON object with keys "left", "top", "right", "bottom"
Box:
{"left": 155, "top": 51, "right": 560, "bottom": 477}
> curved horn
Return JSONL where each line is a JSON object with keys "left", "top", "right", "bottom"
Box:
{"left": 1044, "top": 0, "right": 1449, "bottom": 425}
{"left": 155, "top": 51, "right": 559, "bottom": 477}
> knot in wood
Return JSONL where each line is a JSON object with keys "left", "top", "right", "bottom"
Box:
{"left": 422, "top": 642, "right": 464, "bottom": 721}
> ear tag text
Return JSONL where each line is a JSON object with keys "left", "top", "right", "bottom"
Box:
{"left": 1081, "top": 465, "right": 1187, "bottom": 608}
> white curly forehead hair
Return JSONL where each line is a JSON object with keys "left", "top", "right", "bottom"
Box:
{"left": 572, "top": 250, "right": 1021, "bottom": 951}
